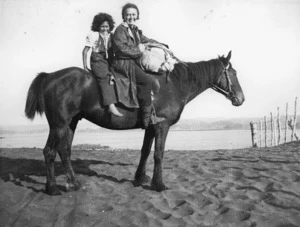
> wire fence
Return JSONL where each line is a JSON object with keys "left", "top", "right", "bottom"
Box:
{"left": 250, "top": 97, "right": 298, "bottom": 147}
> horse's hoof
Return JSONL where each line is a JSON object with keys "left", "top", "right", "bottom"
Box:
{"left": 150, "top": 182, "right": 169, "bottom": 192}
{"left": 134, "top": 174, "right": 151, "bottom": 185}
{"left": 66, "top": 181, "right": 82, "bottom": 191}
{"left": 46, "top": 185, "right": 62, "bottom": 196}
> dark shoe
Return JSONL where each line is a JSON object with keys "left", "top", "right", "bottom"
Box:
{"left": 151, "top": 115, "right": 165, "bottom": 124}
{"left": 141, "top": 105, "right": 165, "bottom": 129}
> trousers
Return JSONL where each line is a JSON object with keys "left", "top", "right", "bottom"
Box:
{"left": 134, "top": 64, "right": 152, "bottom": 107}
{"left": 90, "top": 52, "right": 117, "bottom": 106}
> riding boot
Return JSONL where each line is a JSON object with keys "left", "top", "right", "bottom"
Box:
{"left": 141, "top": 105, "right": 152, "bottom": 129}
{"left": 141, "top": 105, "right": 165, "bottom": 129}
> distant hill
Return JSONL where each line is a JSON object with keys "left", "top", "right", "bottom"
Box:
{"left": 171, "top": 116, "right": 300, "bottom": 131}
{"left": 1, "top": 116, "right": 299, "bottom": 134}
{"left": 171, "top": 117, "right": 265, "bottom": 131}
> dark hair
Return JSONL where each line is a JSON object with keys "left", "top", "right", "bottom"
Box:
{"left": 122, "top": 3, "right": 140, "bottom": 20}
{"left": 91, "top": 13, "right": 115, "bottom": 32}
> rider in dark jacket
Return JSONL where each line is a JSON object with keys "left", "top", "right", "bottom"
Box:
{"left": 112, "top": 3, "right": 165, "bottom": 128}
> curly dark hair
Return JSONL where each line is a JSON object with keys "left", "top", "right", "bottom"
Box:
{"left": 122, "top": 3, "right": 140, "bottom": 20}
{"left": 91, "top": 13, "right": 115, "bottom": 32}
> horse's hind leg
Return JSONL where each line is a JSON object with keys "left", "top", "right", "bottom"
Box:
{"left": 56, "top": 118, "right": 81, "bottom": 192}
{"left": 135, "top": 127, "right": 155, "bottom": 185}
{"left": 43, "top": 118, "right": 80, "bottom": 195}
{"left": 43, "top": 130, "right": 61, "bottom": 195}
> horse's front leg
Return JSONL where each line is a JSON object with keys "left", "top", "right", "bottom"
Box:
{"left": 151, "top": 124, "right": 170, "bottom": 192}
{"left": 134, "top": 127, "right": 155, "bottom": 185}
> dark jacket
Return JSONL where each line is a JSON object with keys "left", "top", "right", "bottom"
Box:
{"left": 112, "top": 23, "right": 157, "bottom": 108}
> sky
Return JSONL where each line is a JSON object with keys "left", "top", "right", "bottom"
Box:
{"left": 0, "top": 0, "right": 299, "bottom": 126}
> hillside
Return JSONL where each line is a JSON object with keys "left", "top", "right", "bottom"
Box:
{"left": 1, "top": 116, "right": 299, "bottom": 134}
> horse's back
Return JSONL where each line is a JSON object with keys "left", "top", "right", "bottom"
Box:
{"left": 44, "top": 67, "right": 92, "bottom": 88}
{"left": 42, "top": 67, "right": 98, "bottom": 125}
{"left": 44, "top": 67, "right": 97, "bottom": 104}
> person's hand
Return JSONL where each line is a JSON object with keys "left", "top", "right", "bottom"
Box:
{"left": 160, "top": 43, "right": 169, "bottom": 49}
{"left": 109, "top": 75, "right": 115, "bottom": 85}
{"left": 138, "top": 43, "right": 146, "bottom": 52}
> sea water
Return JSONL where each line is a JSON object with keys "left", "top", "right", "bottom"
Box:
{"left": 0, "top": 130, "right": 255, "bottom": 150}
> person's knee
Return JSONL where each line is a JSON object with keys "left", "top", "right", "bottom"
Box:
{"left": 137, "top": 82, "right": 151, "bottom": 92}
{"left": 145, "top": 76, "right": 154, "bottom": 85}
{"left": 137, "top": 74, "right": 153, "bottom": 86}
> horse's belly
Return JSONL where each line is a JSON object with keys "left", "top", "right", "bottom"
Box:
{"left": 84, "top": 106, "right": 141, "bottom": 130}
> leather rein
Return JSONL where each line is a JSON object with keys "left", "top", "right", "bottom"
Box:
{"left": 210, "top": 62, "right": 233, "bottom": 99}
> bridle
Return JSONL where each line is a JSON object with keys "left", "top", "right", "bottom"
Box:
{"left": 211, "top": 61, "right": 234, "bottom": 99}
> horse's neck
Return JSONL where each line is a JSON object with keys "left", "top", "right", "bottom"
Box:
{"left": 173, "top": 60, "right": 221, "bottom": 103}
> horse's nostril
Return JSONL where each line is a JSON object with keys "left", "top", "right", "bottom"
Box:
{"left": 231, "top": 97, "right": 240, "bottom": 106}
{"left": 232, "top": 92, "right": 245, "bottom": 106}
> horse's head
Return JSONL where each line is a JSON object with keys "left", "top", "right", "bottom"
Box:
{"left": 211, "top": 51, "right": 245, "bottom": 106}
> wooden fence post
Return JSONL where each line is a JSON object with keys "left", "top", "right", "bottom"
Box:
{"left": 285, "top": 103, "right": 288, "bottom": 143}
{"left": 274, "top": 115, "right": 277, "bottom": 146}
{"left": 270, "top": 112, "right": 274, "bottom": 146}
{"left": 251, "top": 97, "right": 297, "bottom": 146}
{"left": 250, "top": 121, "right": 258, "bottom": 148}
{"left": 288, "top": 118, "right": 299, "bottom": 141}
{"left": 264, "top": 116, "right": 267, "bottom": 147}
{"left": 260, "top": 120, "right": 262, "bottom": 147}
{"left": 291, "top": 97, "right": 298, "bottom": 141}
{"left": 277, "top": 107, "right": 281, "bottom": 145}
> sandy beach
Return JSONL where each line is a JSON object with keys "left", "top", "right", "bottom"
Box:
{"left": 0, "top": 141, "right": 299, "bottom": 227}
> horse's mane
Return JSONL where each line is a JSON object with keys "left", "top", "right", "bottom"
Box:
{"left": 172, "top": 59, "right": 222, "bottom": 91}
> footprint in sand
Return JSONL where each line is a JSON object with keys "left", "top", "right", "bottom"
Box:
{"left": 173, "top": 200, "right": 194, "bottom": 217}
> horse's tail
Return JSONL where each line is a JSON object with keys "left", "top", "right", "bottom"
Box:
{"left": 25, "top": 72, "right": 48, "bottom": 120}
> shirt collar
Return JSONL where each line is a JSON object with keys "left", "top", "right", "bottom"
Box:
{"left": 122, "top": 22, "right": 137, "bottom": 30}
{"left": 99, "top": 33, "right": 111, "bottom": 39}
{"left": 121, "top": 22, "right": 140, "bottom": 42}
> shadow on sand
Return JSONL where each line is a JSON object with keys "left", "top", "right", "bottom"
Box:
{"left": 0, "top": 156, "right": 150, "bottom": 194}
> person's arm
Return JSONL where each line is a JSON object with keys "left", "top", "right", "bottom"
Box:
{"left": 138, "top": 29, "right": 169, "bottom": 48}
{"left": 113, "top": 26, "right": 143, "bottom": 59}
{"left": 138, "top": 29, "right": 158, "bottom": 44}
{"left": 82, "top": 46, "right": 90, "bottom": 71}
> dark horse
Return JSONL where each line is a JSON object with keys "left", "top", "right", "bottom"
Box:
{"left": 25, "top": 51, "right": 244, "bottom": 195}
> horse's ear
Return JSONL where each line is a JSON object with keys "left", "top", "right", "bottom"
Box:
{"left": 226, "top": 51, "right": 232, "bottom": 62}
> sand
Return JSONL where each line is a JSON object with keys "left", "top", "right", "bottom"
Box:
{"left": 0, "top": 141, "right": 300, "bottom": 227}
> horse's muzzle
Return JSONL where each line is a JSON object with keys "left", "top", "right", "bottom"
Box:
{"left": 230, "top": 92, "right": 245, "bottom": 106}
